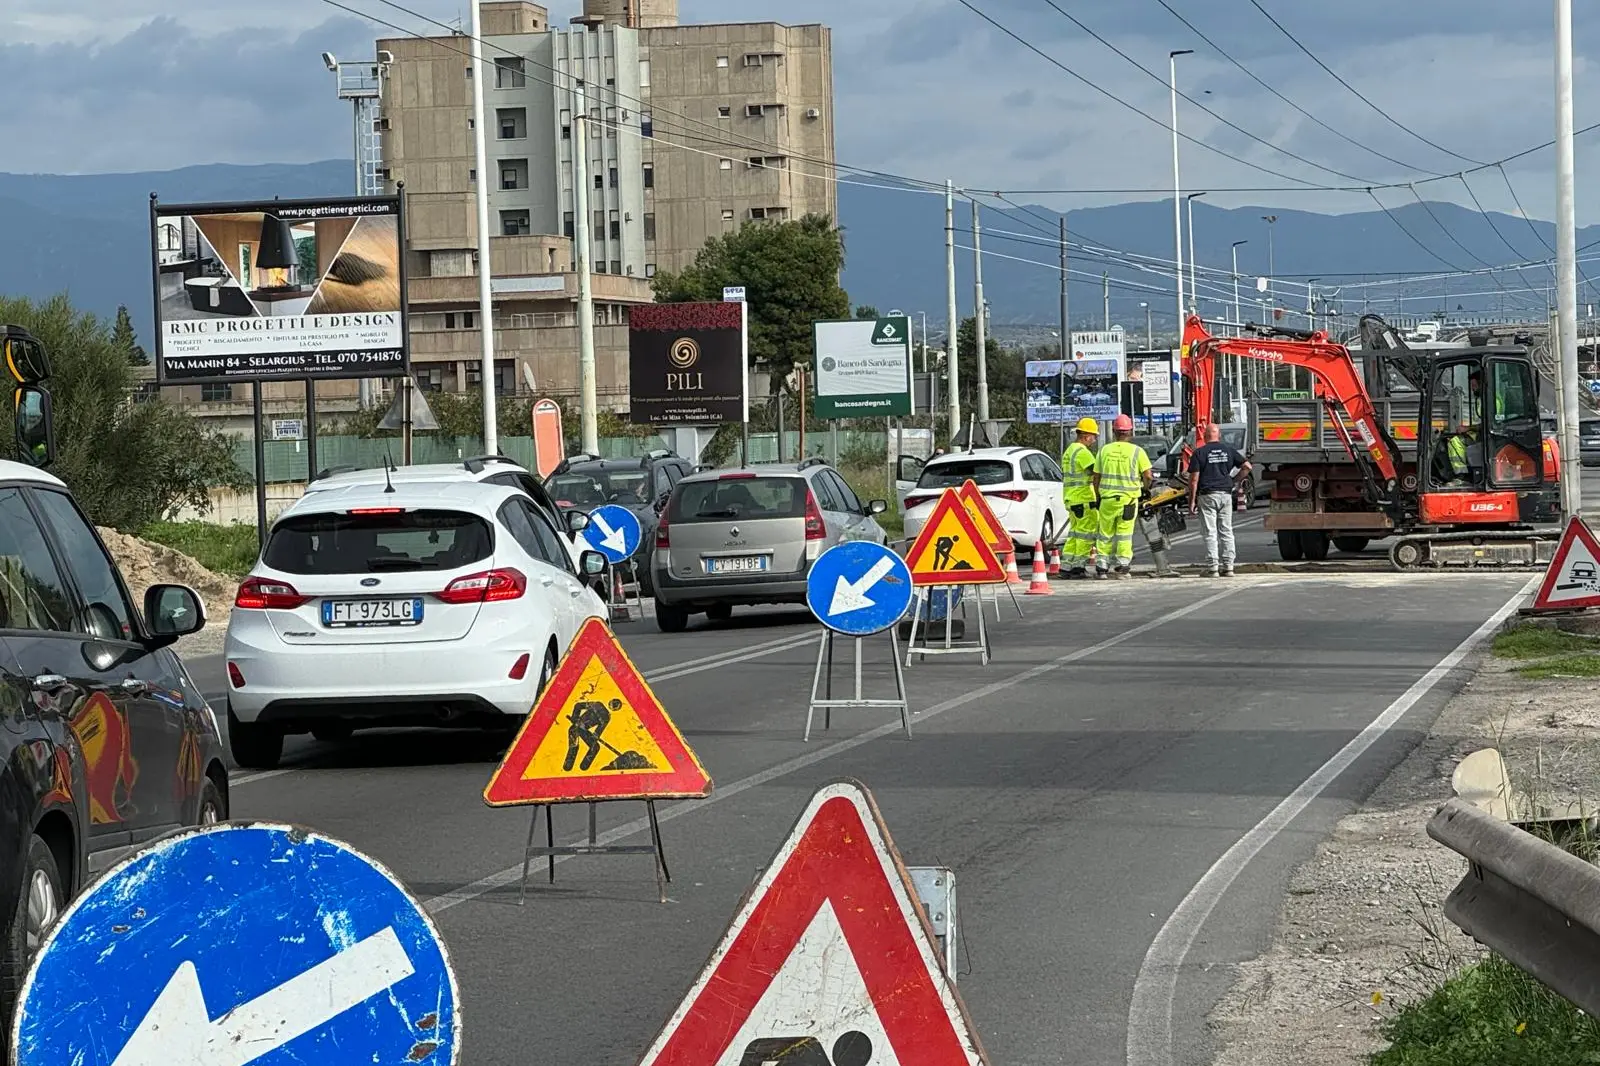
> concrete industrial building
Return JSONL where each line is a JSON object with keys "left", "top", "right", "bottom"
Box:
{"left": 371, "top": 0, "right": 836, "bottom": 405}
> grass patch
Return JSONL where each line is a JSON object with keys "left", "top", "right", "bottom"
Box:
{"left": 1492, "top": 624, "right": 1600, "bottom": 660}
{"left": 1516, "top": 654, "right": 1600, "bottom": 679}
{"left": 139, "top": 521, "right": 260, "bottom": 577}
{"left": 1372, "top": 954, "right": 1600, "bottom": 1066}
{"left": 840, "top": 466, "right": 905, "bottom": 539}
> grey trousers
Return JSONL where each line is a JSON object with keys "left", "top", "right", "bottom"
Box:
{"left": 1199, "top": 491, "right": 1235, "bottom": 570}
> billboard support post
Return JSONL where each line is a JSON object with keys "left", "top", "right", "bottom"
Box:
{"left": 305, "top": 380, "right": 318, "bottom": 484}
{"left": 252, "top": 383, "right": 267, "bottom": 549}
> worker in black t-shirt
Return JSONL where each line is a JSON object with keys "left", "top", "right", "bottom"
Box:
{"left": 1187, "top": 424, "right": 1252, "bottom": 577}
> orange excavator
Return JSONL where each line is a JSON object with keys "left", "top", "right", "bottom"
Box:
{"left": 1177, "top": 313, "right": 1561, "bottom": 570}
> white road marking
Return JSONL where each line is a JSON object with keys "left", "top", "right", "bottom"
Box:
{"left": 420, "top": 587, "right": 1242, "bottom": 914}
{"left": 1124, "top": 575, "right": 1537, "bottom": 1066}
{"left": 230, "top": 631, "right": 820, "bottom": 786}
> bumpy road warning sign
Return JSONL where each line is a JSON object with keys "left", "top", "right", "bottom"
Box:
{"left": 1532, "top": 516, "right": 1600, "bottom": 612}
{"left": 484, "top": 618, "right": 712, "bottom": 806}
{"left": 953, "top": 479, "right": 1008, "bottom": 552}
{"left": 637, "top": 780, "right": 989, "bottom": 1066}
{"left": 906, "top": 489, "right": 1006, "bottom": 586}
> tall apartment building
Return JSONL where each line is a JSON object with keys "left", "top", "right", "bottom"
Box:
{"left": 375, "top": 0, "right": 836, "bottom": 403}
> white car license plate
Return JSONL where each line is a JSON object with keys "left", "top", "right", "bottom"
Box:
{"left": 706, "top": 555, "right": 769, "bottom": 574}
{"left": 322, "top": 597, "right": 424, "bottom": 628}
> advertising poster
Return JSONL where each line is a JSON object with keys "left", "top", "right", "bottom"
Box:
{"left": 1140, "top": 358, "right": 1174, "bottom": 406}
{"left": 152, "top": 195, "right": 408, "bottom": 383}
{"left": 812, "top": 316, "right": 913, "bottom": 419}
{"left": 628, "top": 302, "right": 746, "bottom": 425}
{"left": 1024, "top": 358, "right": 1123, "bottom": 425}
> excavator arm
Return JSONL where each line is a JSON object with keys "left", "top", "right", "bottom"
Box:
{"left": 1182, "top": 315, "right": 1402, "bottom": 495}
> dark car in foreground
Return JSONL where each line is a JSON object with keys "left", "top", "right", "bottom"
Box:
{"left": 0, "top": 463, "right": 224, "bottom": 1029}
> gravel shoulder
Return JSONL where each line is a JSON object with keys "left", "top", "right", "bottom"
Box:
{"left": 1206, "top": 634, "right": 1600, "bottom": 1065}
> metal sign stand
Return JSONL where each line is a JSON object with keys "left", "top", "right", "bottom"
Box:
{"left": 979, "top": 577, "right": 1025, "bottom": 621}
{"left": 606, "top": 559, "right": 645, "bottom": 621}
{"left": 905, "top": 586, "right": 991, "bottom": 665}
{"left": 907, "top": 866, "right": 959, "bottom": 983}
{"left": 518, "top": 800, "right": 670, "bottom": 904}
{"left": 804, "top": 629, "right": 911, "bottom": 741}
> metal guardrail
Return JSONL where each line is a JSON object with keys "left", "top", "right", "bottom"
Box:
{"left": 1427, "top": 798, "right": 1600, "bottom": 1014}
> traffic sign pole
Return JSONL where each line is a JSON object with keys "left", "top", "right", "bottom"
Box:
{"left": 804, "top": 542, "right": 915, "bottom": 740}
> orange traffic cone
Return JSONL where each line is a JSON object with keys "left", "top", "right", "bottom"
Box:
{"left": 1047, "top": 547, "right": 1062, "bottom": 576}
{"left": 1004, "top": 549, "right": 1022, "bottom": 584}
{"left": 1025, "top": 540, "right": 1053, "bottom": 595}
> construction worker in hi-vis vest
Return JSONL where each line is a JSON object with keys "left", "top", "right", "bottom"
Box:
{"left": 1091, "top": 414, "right": 1153, "bottom": 579}
{"left": 1059, "top": 417, "right": 1100, "bottom": 579}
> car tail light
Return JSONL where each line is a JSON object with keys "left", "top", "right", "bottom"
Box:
{"left": 348, "top": 507, "right": 404, "bottom": 515}
{"left": 655, "top": 510, "right": 670, "bottom": 548}
{"left": 227, "top": 662, "right": 246, "bottom": 688}
{"left": 903, "top": 493, "right": 939, "bottom": 510}
{"left": 508, "top": 653, "right": 531, "bottom": 680}
{"left": 436, "top": 568, "right": 527, "bottom": 604}
{"left": 984, "top": 489, "right": 1029, "bottom": 502}
{"left": 804, "top": 490, "right": 827, "bottom": 540}
{"left": 235, "top": 577, "right": 309, "bottom": 610}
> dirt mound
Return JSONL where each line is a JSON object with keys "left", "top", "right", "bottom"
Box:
{"left": 97, "top": 527, "right": 236, "bottom": 623}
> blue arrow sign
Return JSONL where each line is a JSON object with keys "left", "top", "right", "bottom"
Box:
{"left": 581, "top": 503, "right": 643, "bottom": 564}
{"left": 14, "top": 823, "right": 459, "bottom": 1066}
{"left": 806, "top": 540, "right": 914, "bottom": 636}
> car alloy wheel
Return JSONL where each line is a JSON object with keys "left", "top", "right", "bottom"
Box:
{"left": 24, "top": 866, "right": 59, "bottom": 956}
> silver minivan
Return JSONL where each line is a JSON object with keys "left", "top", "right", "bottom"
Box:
{"left": 650, "top": 459, "right": 889, "bottom": 632}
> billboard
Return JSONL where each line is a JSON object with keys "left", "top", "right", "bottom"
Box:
{"left": 151, "top": 195, "right": 408, "bottom": 383}
{"left": 1137, "top": 357, "right": 1173, "bottom": 406}
{"left": 812, "top": 316, "right": 912, "bottom": 419}
{"left": 1070, "top": 330, "right": 1126, "bottom": 363}
{"left": 1024, "top": 358, "right": 1122, "bottom": 425}
{"left": 628, "top": 302, "right": 746, "bottom": 425}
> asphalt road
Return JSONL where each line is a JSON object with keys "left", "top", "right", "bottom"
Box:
{"left": 184, "top": 569, "right": 1529, "bottom": 1066}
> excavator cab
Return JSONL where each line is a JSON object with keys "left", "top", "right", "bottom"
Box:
{"left": 2, "top": 325, "right": 56, "bottom": 469}
{"left": 1414, "top": 351, "right": 1549, "bottom": 524}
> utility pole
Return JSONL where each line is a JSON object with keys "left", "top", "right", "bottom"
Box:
{"left": 1170, "top": 50, "right": 1194, "bottom": 344}
{"left": 1557, "top": 0, "right": 1583, "bottom": 516}
{"left": 573, "top": 80, "right": 599, "bottom": 453}
{"left": 1102, "top": 272, "right": 1110, "bottom": 330}
{"left": 1261, "top": 215, "right": 1278, "bottom": 312}
{"left": 972, "top": 199, "right": 989, "bottom": 422}
{"left": 945, "top": 180, "right": 961, "bottom": 440}
{"left": 1231, "top": 240, "right": 1247, "bottom": 338}
{"left": 1141, "top": 302, "right": 1153, "bottom": 349}
{"left": 468, "top": 0, "right": 499, "bottom": 453}
{"left": 1186, "top": 192, "right": 1205, "bottom": 315}
{"left": 1058, "top": 216, "right": 1069, "bottom": 361}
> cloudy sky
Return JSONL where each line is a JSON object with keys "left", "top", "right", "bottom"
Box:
{"left": 5, "top": 0, "right": 1596, "bottom": 221}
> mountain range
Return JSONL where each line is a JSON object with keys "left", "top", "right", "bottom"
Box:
{"left": 0, "top": 160, "right": 1586, "bottom": 345}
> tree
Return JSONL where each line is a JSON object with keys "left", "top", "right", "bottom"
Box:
{"left": 0, "top": 294, "right": 247, "bottom": 530}
{"left": 651, "top": 215, "right": 850, "bottom": 382}
{"left": 112, "top": 305, "right": 149, "bottom": 367}
{"left": 853, "top": 304, "right": 880, "bottom": 320}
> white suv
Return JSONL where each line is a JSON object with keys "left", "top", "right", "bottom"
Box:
{"left": 223, "top": 479, "right": 609, "bottom": 769}
{"left": 903, "top": 447, "right": 1065, "bottom": 554}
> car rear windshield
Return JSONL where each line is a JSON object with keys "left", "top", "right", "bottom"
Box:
{"left": 547, "top": 469, "right": 652, "bottom": 509}
{"left": 263, "top": 509, "right": 493, "bottom": 574}
{"left": 668, "top": 477, "right": 804, "bottom": 522}
{"left": 916, "top": 460, "right": 1012, "bottom": 488}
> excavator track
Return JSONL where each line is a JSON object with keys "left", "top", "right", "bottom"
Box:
{"left": 1387, "top": 530, "right": 1560, "bottom": 572}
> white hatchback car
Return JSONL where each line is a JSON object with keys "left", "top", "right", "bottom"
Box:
{"left": 223, "top": 479, "right": 609, "bottom": 769}
{"left": 902, "top": 447, "right": 1066, "bottom": 555}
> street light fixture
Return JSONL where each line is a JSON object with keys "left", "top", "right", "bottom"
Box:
{"left": 1185, "top": 192, "right": 1206, "bottom": 316}
{"left": 1170, "top": 49, "right": 1194, "bottom": 346}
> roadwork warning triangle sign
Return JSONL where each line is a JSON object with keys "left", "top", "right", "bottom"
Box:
{"left": 1532, "top": 516, "right": 1600, "bottom": 612}
{"left": 638, "top": 780, "right": 989, "bottom": 1066}
{"left": 953, "top": 479, "right": 1009, "bottom": 552}
{"left": 484, "top": 618, "right": 712, "bottom": 806}
{"left": 906, "top": 489, "right": 1006, "bottom": 587}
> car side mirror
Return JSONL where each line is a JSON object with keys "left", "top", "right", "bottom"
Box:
{"left": 14, "top": 385, "right": 54, "bottom": 468}
{"left": 144, "top": 584, "right": 206, "bottom": 645}
{"left": 579, "top": 550, "right": 608, "bottom": 577}
{"left": 867, "top": 499, "right": 888, "bottom": 515}
{"left": 565, "top": 510, "right": 591, "bottom": 535}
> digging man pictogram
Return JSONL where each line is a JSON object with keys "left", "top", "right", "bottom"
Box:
{"left": 563, "top": 697, "right": 657, "bottom": 773}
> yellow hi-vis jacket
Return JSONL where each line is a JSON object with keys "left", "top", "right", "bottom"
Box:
{"left": 1094, "top": 440, "right": 1151, "bottom": 500}
{"left": 1061, "top": 442, "right": 1096, "bottom": 504}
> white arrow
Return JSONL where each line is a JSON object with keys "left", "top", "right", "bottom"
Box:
{"left": 111, "top": 926, "right": 417, "bottom": 1066}
{"left": 590, "top": 512, "right": 629, "bottom": 555}
{"left": 827, "top": 556, "right": 896, "bottom": 617}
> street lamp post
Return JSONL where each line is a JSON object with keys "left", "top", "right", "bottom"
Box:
{"left": 1307, "top": 278, "right": 1321, "bottom": 332}
{"left": 1231, "top": 240, "right": 1248, "bottom": 388}
{"left": 1186, "top": 192, "right": 1205, "bottom": 316}
{"left": 1170, "top": 50, "right": 1194, "bottom": 349}
{"left": 1261, "top": 215, "right": 1278, "bottom": 312}
{"left": 1140, "top": 302, "right": 1152, "bottom": 350}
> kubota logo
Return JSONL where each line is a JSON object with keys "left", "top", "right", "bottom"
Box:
{"left": 1246, "top": 347, "right": 1285, "bottom": 362}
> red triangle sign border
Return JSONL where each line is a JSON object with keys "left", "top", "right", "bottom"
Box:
{"left": 906, "top": 489, "right": 1007, "bottom": 587}
{"left": 1531, "top": 516, "right": 1600, "bottom": 612}
{"left": 637, "top": 779, "right": 990, "bottom": 1066}
{"left": 955, "top": 479, "right": 1010, "bottom": 552}
{"left": 482, "top": 617, "right": 712, "bottom": 807}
